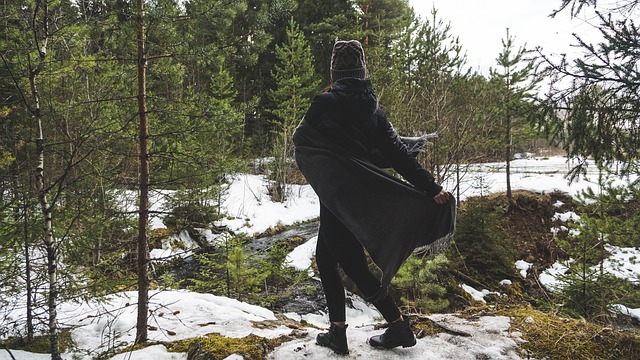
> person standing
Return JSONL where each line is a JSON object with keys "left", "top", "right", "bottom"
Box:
{"left": 293, "top": 40, "right": 455, "bottom": 355}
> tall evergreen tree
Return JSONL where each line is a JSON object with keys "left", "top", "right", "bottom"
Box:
{"left": 160, "top": 61, "right": 245, "bottom": 220}
{"left": 490, "top": 28, "right": 539, "bottom": 201}
{"left": 294, "top": 0, "right": 358, "bottom": 84}
{"left": 352, "top": 0, "right": 413, "bottom": 48}
{"left": 268, "top": 18, "right": 318, "bottom": 202}
{"left": 180, "top": 0, "right": 282, "bottom": 155}
{"left": 351, "top": 0, "right": 413, "bottom": 97}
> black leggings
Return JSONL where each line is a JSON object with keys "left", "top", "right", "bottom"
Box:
{"left": 316, "top": 203, "right": 401, "bottom": 323}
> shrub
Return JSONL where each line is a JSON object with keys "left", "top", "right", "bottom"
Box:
{"left": 393, "top": 253, "right": 451, "bottom": 313}
{"left": 453, "top": 196, "right": 516, "bottom": 282}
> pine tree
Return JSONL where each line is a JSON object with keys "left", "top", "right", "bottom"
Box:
{"left": 352, "top": 0, "right": 413, "bottom": 47}
{"left": 381, "top": 8, "right": 468, "bottom": 187}
{"left": 293, "top": 0, "right": 358, "bottom": 84}
{"left": 159, "top": 61, "right": 245, "bottom": 225}
{"left": 189, "top": 235, "right": 265, "bottom": 302}
{"left": 393, "top": 254, "right": 450, "bottom": 313}
{"left": 133, "top": 0, "right": 151, "bottom": 344}
{"left": 225, "top": 243, "right": 264, "bottom": 302}
{"left": 490, "top": 28, "right": 540, "bottom": 201}
{"left": 554, "top": 168, "right": 640, "bottom": 321}
{"left": 453, "top": 196, "right": 515, "bottom": 282}
{"left": 539, "top": 0, "right": 640, "bottom": 179}
{"left": 268, "top": 18, "right": 318, "bottom": 202}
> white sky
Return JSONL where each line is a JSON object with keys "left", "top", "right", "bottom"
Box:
{"left": 408, "top": 0, "right": 602, "bottom": 74}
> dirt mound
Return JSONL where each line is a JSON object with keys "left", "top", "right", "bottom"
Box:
{"left": 501, "top": 190, "right": 573, "bottom": 267}
{"left": 481, "top": 190, "right": 576, "bottom": 301}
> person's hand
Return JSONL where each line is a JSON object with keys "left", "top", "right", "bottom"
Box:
{"left": 433, "top": 190, "right": 450, "bottom": 205}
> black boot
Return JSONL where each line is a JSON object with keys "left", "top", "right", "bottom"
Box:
{"left": 368, "top": 316, "right": 416, "bottom": 349}
{"left": 316, "top": 323, "right": 349, "bottom": 355}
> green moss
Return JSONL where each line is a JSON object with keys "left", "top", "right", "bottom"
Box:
{"left": 497, "top": 306, "right": 640, "bottom": 360}
{"left": 166, "top": 332, "right": 300, "bottom": 360}
{"left": 3, "top": 329, "right": 74, "bottom": 354}
{"left": 412, "top": 317, "right": 446, "bottom": 338}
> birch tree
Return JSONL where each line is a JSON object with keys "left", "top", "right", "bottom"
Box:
{"left": 15, "top": 0, "right": 64, "bottom": 357}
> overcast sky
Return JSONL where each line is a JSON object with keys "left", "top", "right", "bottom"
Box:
{"left": 408, "top": 0, "right": 601, "bottom": 74}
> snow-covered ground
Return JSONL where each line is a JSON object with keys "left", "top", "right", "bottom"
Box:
{"left": 2, "top": 156, "right": 639, "bottom": 360}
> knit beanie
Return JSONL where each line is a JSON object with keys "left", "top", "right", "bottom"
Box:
{"left": 330, "top": 40, "right": 366, "bottom": 82}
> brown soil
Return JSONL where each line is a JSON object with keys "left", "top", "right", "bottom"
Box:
{"left": 481, "top": 190, "right": 577, "bottom": 301}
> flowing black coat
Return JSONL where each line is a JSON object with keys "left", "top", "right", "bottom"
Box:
{"left": 293, "top": 78, "right": 456, "bottom": 299}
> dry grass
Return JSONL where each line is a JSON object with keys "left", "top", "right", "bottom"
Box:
{"left": 497, "top": 306, "right": 640, "bottom": 360}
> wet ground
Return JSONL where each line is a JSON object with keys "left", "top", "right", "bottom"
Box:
{"left": 245, "top": 220, "right": 319, "bottom": 256}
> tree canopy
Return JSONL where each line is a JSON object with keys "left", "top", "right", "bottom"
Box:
{"left": 539, "top": 0, "right": 640, "bottom": 179}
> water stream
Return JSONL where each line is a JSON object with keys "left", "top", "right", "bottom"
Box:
{"left": 245, "top": 220, "right": 319, "bottom": 257}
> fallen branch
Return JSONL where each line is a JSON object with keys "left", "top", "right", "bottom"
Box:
{"left": 411, "top": 314, "right": 473, "bottom": 337}
{"left": 2, "top": 344, "right": 17, "bottom": 360}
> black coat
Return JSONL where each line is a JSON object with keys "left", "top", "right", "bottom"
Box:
{"left": 293, "top": 78, "right": 456, "bottom": 300}
{"left": 301, "top": 79, "right": 442, "bottom": 196}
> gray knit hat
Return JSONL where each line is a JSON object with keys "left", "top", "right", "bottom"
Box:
{"left": 330, "top": 40, "right": 366, "bottom": 82}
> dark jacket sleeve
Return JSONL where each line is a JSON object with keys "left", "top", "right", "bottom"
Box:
{"left": 373, "top": 110, "right": 442, "bottom": 197}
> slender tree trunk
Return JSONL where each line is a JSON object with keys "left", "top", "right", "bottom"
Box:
{"left": 505, "top": 112, "right": 512, "bottom": 200}
{"left": 23, "top": 195, "right": 34, "bottom": 343}
{"left": 31, "top": 53, "right": 62, "bottom": 360}
{"left": 225, "top": 238, "right": 231, "bottom": 298}
{"left": 135, "top": 0, "right": 150, "bottom": 344}
{"left": 504, "top": 68, "right": 513, "bottom": 202}
{"left": 597, "top": 170, "right": 606, "bottom": 317}
{"left": 28, "top": 2, "right": 61, "bottom": 357}
{"left": 13, "top": 180, "right": 34, "bottom": 345}
{"left": 363, "top": 4, "right": 370, "bottom": 45}
{"left": 11, "top": 125, "right": 34, "bottom": 343}
{"left": 454, "top": 116, "right": 461, "bottom": 201}
{"left": 35, "top": 86, "right": 61, "bottom": 360}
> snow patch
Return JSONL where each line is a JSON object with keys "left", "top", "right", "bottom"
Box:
{"left": 612, "top": 304, "right": 640, "bottom": 322}
{"left": 56, "top": 290, "right": 288, "bottom": 358}
{"left": 217, "top": 174, "right": 318, "bottom": 235}
{"left": 550, "top": 225, "right": 568, "bottom": 236}
{"left": 539, "top": 261, "right": 571, "bottom": 291}
{"left": 109, "top": 345, "right": 187, "bottom": 360}
{"left": 515, "top": 260, "right": 532, "bottom": 278}
{"left": 552, "top": 211, "right": 581, "bottom": 223}
{"left": 285, "top": 236, "right": 317, "bottom": 276}
{"left": 271, "top": 314, "right": 523, "bottom": 360}
{"left": 460, "top": 284, "right": 502, "bottom": 303}
{"left": 601, "top": 245, "right": 640, "bottom": 285}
